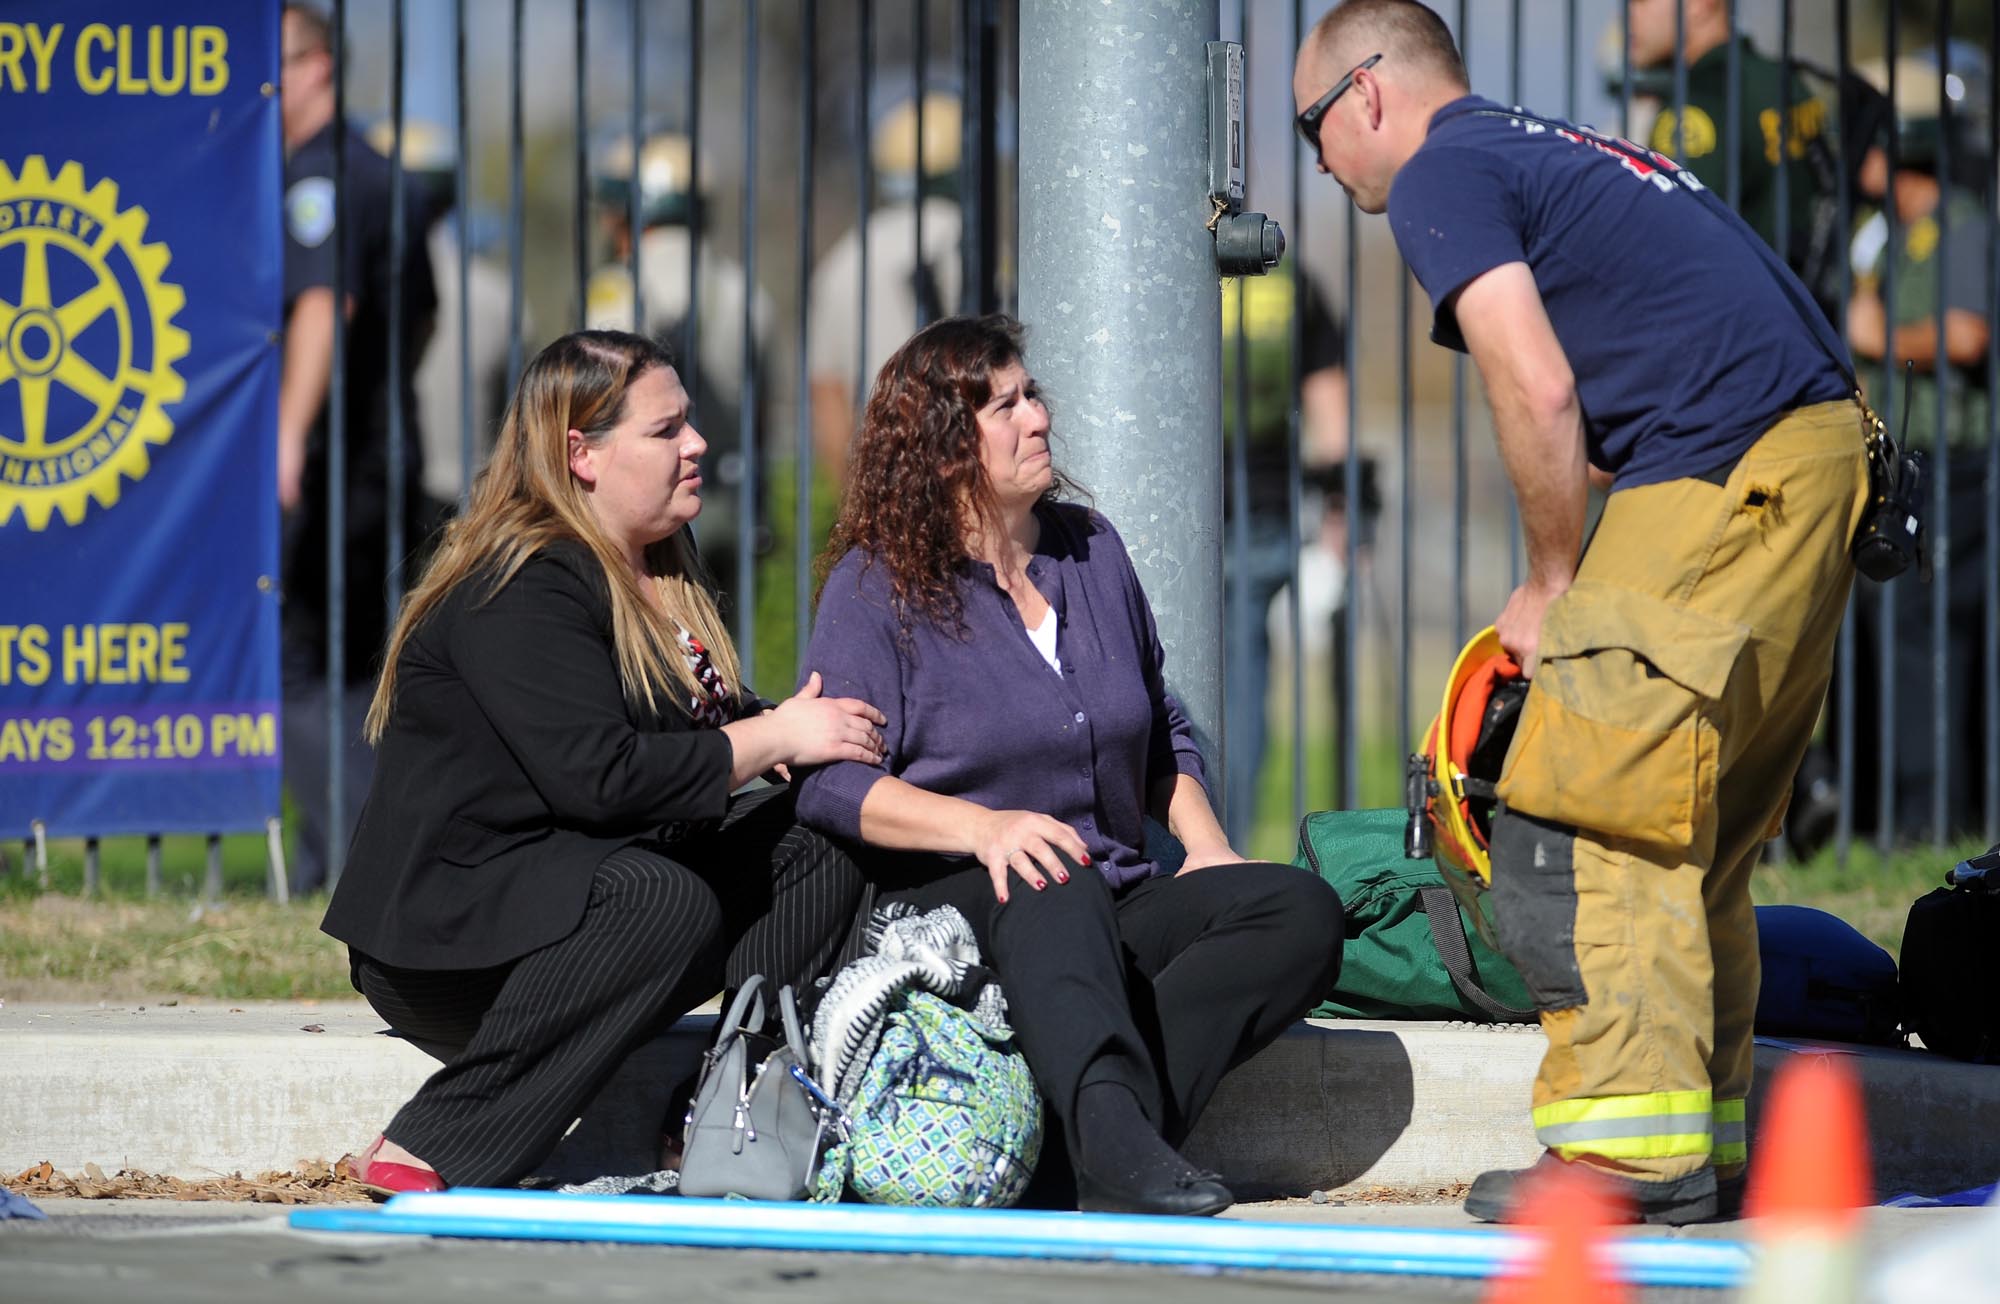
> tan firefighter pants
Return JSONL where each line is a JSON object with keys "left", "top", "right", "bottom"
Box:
{"left": 1489, "top": 400, "right": 1871, "bottom": 1183}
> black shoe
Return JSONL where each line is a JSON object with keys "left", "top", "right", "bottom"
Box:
{"left": 1715, "top": 1170, "right": 1746, "bottom": 1220}
{"left": 1076, "top": 1162, "right": 1234, "bottom": 1217}
{"left": 1463, "top": 1154, "right": 1719, "bottom": 1226}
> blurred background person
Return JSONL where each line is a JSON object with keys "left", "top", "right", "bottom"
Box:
{"left": 1845, "top": 44, "right": 1994, "bottom": 843}
{"left": 808, "top": 89, "right": 966, "bottom": 486}
{"left": 366, "top": 117, "right": 517, "bottom": 539}
{"left": 587, "top": 130, "right": 775, "bottom": 594}
{"left": 279, "top": 1, "right": 437, "bottom": 894}
{"left": 1219, "top": 272, "right": 1354, "bottom": 849}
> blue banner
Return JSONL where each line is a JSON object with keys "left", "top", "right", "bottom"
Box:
{"left": 1, "top": 4, "right": 282, "bottom": 835}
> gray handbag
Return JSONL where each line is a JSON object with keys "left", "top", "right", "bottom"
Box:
{"left": 678, "top": 975, "right": 829, "bottom": 1200}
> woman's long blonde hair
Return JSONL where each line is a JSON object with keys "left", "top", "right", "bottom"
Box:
{"left": 365, "top": 330, "right": 742, "bottom": 741}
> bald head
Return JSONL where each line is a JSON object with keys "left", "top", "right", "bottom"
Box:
{"left": 1294, "top": 0, "right": 1469, "bottom": 213}
{"left": 1304, "top": 0, "right": 1468, "bottom": 95}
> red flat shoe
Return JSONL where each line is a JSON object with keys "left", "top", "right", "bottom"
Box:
{"left": 349, "top": 1134, "right": 445, "bottom": 1199}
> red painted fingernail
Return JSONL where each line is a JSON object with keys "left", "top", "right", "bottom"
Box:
{"left": 1034, "top": 880, "right": 1046, "bottom": 891}
{"left": 1056, "top": 871, "right": 1069, "bottom": 883}
{"left": 1080, "top": 854, "right": 1091, "bottom": 865}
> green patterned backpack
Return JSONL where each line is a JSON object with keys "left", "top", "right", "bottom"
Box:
{"left": 808, "top": 905, "right": 1042, "bottom": 1207}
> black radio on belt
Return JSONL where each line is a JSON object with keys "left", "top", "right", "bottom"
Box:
{"left": 1852, "top": 364, "right": 1930, "bottom": 584}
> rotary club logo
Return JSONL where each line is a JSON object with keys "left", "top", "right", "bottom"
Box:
{"left": 0, "top": 156, "right": 189, "bottom": 530}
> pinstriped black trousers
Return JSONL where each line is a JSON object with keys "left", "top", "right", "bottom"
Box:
{"left": 349, "top": 785, "right": 863, "bottom": 1189}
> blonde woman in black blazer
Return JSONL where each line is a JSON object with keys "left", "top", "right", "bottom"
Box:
{"left": 324, "top": 330, "right": 886, "bottom": 1193}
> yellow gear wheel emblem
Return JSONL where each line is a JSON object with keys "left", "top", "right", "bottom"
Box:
{"left": 0, "top": 155, "right": 189, "bottom": 530}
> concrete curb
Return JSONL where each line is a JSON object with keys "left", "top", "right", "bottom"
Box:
{"left": 4, "top": 1002, "right": 1996, "bottom": 1196}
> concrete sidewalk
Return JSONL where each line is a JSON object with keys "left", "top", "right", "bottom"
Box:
{"left": 3, "top": 1000, "right": 1996, "bottom": 1198}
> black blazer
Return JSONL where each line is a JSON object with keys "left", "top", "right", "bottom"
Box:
{"left": 323, "top": 540, "right": 741, "bottom": 969}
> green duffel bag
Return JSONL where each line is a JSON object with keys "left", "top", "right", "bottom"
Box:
{"left": 1295, "top": 807, "right": 1536, "bottom": 1022}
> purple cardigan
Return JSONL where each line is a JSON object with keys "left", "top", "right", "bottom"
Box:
{"left": 793, "top": 503, "right": 1209, "bottom": 891}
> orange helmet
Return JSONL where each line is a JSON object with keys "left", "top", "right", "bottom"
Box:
{"left": 1405, "top": 627, "right": 1527, "bottom": 888}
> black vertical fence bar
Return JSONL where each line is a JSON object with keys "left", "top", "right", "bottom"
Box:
{"left": 1340, "top": 202, "right": 1358, "bottom": 809}
{"left": 1287, "top": 0, "right": 1306, "bottom": 833}
{"left": 1725, "top": 0, "right": 1740, "bottom": 211}
{"left": 1451, "top": 0, "right": 1468, "bottom": 651}
{"left": 1834, "top": 0, "right": 1856, "bottom": 864}
{"left": 1505, "top": 0, "right": 1522, "bottom": 591}
{"left": 855, "top": 0, "right": 874, "bottom": 425}
{"left": 684, "top": 0, "right": 704, "bottom": 415}
{"left": 1618, "top": 0, "right": 1632, "bottom": 138}
{"left": 1775, "top": 0, "right": 1793, "bottom": 261}
{"left": 507, "top": 0, "right": 526, "bottom": 391}
{"left": 454, "top": 0, "right": 474, "bottom": 506}
{"left": 1396, "top": 264, "right": 1412, "bottom": 769}
{"left": 1671, "top": 0, "right": 1687, "bottom": 159}
{"left": 913, "top": 0, "right": 928, "bottom": 329}
{"left": 326, "top": 0, "right": 349, "bottom": 889}
{"left": 1564, "top": 0, "right": 1577, "bottom": 120}
{"left": 574, "top": 0, "right": 590, "bottom": 332}
{"left": 83, "top": 837, "right": 98, "bottom": 897}
{"left": 387, "top": 0, "right": 407, "bottom": 616}
{"left": 959, "top": 0, "right": 979, "bottom": 314}
{"left": 796, "top": 0, "right": 817, "bottom": 661}
{"left": 204, "top": 834, "right": 223, "bottom": 906}
{"left": 145, "top": 834, "right": 161, "bottom": 898}
{"left": 1000, "top": 0, "right": 1017, "bottom": 316}
{"left": 1229, "top": 279, "right": 1251, "bottom": 829}
{"left": 1931, "top": 8, "right": 1952, "bottom": 844}
{"left": 1226, "top": 0, "right": 1251, "bottom": 833}
{"left": 1877, "top": 10, "right": 1901, "bottom": 852}
{"left": 1507, "top": 0, "right": 1520, "bottom": 105}
{"left": 630, "top": 0, "right": 644, "bottom": 329}
{"left": 961, "top": 0, "right": 999, "bottom": 313}
{"left": 737, "top": 0, "right": 761, "bottom": 660}
{"left": 1988, "top": 0, "right": 2000, "bottom": 845}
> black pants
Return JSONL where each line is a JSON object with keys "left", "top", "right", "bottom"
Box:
{"left": 350, "top": 786, "right": 863, "bottom": 1188}
{"left": 874, "top": 857, "right": 1342, "bottom": 1160}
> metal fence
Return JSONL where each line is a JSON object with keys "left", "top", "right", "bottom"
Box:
{"left": 11, "top": 0, "right": 1994, "bottom": 898}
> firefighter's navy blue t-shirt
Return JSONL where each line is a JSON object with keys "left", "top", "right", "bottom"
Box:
{"left": 1388, "top": 96, "right": 1850, "bottom": 490}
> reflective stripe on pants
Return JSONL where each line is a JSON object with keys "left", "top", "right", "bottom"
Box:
{"left": 1534, "top": 1090, "right": 1714, "bottom": 1163}
{"left": 1712, "top": 1097, "right": 1748, "bottom": 1169}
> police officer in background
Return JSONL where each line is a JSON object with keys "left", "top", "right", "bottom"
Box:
{"left": 1846, "top": 47, "right": 1994, "bottom": 842}
{"left": 807, "top": 91, "right": 966, "bottom": 486}
{"left": 586, "top": 132, "right": 773, "bottom": 591}
{"left": 279, "top": 1, "right": 437, "bottom": 894}
{"left": 1623, "top": 0, "right": 1840, "bottom": 312}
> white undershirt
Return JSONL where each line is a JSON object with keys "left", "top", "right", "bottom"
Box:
{"left": 1025, "top": 605, "right": 1061, "bottom": 674}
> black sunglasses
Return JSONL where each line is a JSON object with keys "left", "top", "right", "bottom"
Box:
{"left": 1295, "top": 52, "right": 1384, "bottom": 152}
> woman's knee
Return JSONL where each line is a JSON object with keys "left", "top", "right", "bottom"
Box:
{"left": 1230, "top": 864, "right": 1346, "bottom": 979}
{"left": 985, "top": 859, "right": 1121, "bottom": 962}
{"left": 593, "top": 847, "right": 729, "bottom": 960}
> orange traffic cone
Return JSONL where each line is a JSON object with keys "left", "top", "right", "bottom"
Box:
{"left": 1741, "top": 1053, "right": 1874, "bottom": 1304}
{"left": 1485, "top": 1160, "right": 1633, "bottom": 1304}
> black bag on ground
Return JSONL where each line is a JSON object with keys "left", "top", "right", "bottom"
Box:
{"left": 1899, "top": 846, "right": 2000, "bottom": 1063}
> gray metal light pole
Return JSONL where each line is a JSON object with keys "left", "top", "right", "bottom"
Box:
{"left": 1019, "top": 0, "right": 1226, "bottom": 793}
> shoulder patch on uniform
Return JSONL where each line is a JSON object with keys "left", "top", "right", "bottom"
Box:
{"left": 286, "top": 176, "right": 337, "bottom": 248}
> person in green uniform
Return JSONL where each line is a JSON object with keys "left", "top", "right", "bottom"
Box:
{"left": 1625, "top": 0, "right": 1838, "bottom": 307}
{"left": 1846, "top": 50, "right": 1993, "bottom": 841}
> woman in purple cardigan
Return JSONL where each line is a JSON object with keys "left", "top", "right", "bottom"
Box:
{"left": 795, "top": 315, "right": 1343, "bottom": 1217}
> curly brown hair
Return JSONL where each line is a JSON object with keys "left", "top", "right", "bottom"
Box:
{"left": 817, "top": 314, "right": 1080, "bottom": 634}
